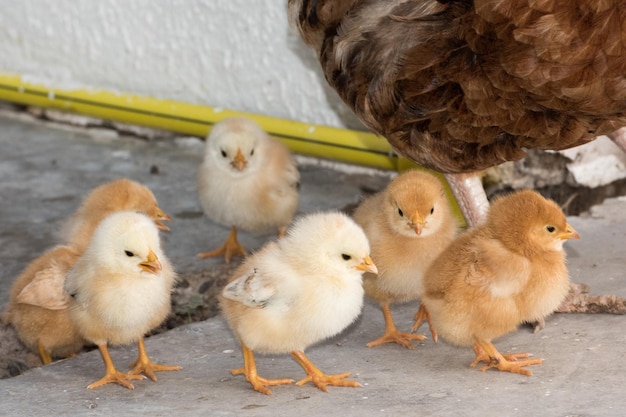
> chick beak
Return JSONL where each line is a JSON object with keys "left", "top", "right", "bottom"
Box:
{"left": 355, "top": 254, "right": 378, "bottom": 274}
{"left": 410, "top": 212, "right": 426, "bottom": 235}
{"left": 154, "top": 210, "right": 172, "bottom": 231}
{"left": 559, "top": 223, "right": 581, "bottom": 240}
{"left": 231, "top": 148, "right": 248, "bottom": 171}
{"left": 139, "top": 250, "right": 162, "bottom": 274}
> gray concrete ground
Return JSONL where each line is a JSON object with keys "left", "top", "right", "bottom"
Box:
{"left": 1, "top": 112, "right": 626, "bottom": 416}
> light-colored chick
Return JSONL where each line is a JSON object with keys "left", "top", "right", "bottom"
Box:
{"left": 352, "top": 169, "right": 458, "bottom": 348}
{"left": 197, "top": 117, "right": 300, "bottom": 263}
{"left": 220, "top": 211, "right": 377, "bottom": 395}
{"left": 2, "top": 245, "right": 86, "bottom": 364}
{"left": 64, "top": 211, "right": 180, "bottom": 389}
{"left": 61, "top": 178, "right": 171, "bottom": 253}
{"left": 421, "top": 190, "right": 580, "bottom": 375}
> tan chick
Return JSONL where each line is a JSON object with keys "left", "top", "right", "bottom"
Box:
{"left": 62, "top": 178, "right": 171, "bottom": 253}
{"left": 352, "top": 169, "right": 458, "bottom": 349}
{"left": 2, "top": 245, "right": 86, "bottom": 364}
{"left": 220, "top": 211, "right": 377, "bottom": 395}
{"left": 421, "top": 190, "right": 580, "bottom": 376}
{"left": 64, "top": 211, "right": 180, "bottom": 389}
{"left": 197, "top": 117, "right": 300, "bottom": 263}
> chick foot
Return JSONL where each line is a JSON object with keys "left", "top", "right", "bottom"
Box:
{"left": 471, "top": 341, "right": 542, "bottom": 376}
{"left": 197, "top": 226, "right": 247, "bottom": 263}
{"left": 291, "top": 351, "right": 360, "bottom": 392}
{"left": 128, "top": 338, "right": 181, "bottom": 381}
{"left": 89, "top": 343, "right": 145, "bottom": 389}
{"left": 232, "top": 344, "right": 294, "bottom": 395}
{"left": 411, "top": 304, "right": 438, "bottom": 342}
{"left": 368, "top": 302, "right": 426, "bottom": 349}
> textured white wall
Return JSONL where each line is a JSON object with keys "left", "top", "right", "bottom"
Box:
{"left": 0, "top": 0, "right": 362, "bottom": 129}
{"left": 0, "top": 0, "right": 624, "bottom": 187}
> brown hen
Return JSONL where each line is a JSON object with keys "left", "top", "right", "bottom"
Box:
{"left": 288, "top": 0, "right": 626, "bottom": 225}
{"left": 289, "top": 0, "right": 626, "bottom": 315}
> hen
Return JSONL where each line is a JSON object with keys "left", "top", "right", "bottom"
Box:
{"left": 288, "top": 0, "right": 626, "bottom": 226}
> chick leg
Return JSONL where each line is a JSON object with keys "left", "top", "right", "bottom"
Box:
{"left": 290, "top": 350, "right": 360, "bottom": 392}
{"left": 366, "top": 302, "right": 426, "bottom": 349}
{"left": 471, "top": 340, "right": 542, "bottom": 376}
{"left": 411, "top": 304, "right": 438, "bottom": 343}
{"left": 128, "top": 338, "right": 181, "bottom": 381}
{"left": 230, "top": 343, "right": 294, "bottom": 395}
{"left": 88, "top": 343, "right": 145, "bottom": 390}
{"left": 37, "top": 339, "right": 53, "bottom": 365}
{"left": 197, "top": 226, "right": 247, "bottom": 263}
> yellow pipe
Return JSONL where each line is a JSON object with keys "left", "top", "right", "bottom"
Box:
{"left": 0, "top": 72, "right": 408, "bottom": 170}
{"left": 0, "top": 71, "right": 464, "bottom": 224}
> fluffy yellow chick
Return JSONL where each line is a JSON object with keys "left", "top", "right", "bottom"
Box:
{"left": 62, "top": 178, "right": 171, "bottom": 253}
{"left": 352, "top": 169, "right": 458, "bottom": 348}
{"left": 220, "top": 211, "right": 377, "bottom": 395}
{"left": 421, "top": 189, "right": 580, "bottom": 376}
{"left": 197, "top": 117, "right": 300, "bottom": 263}
{"left": 2, "top": 245, "right": 86, "bottom": 364}
{"left": 64, "top": 211, "right": 180, "bottom": 389}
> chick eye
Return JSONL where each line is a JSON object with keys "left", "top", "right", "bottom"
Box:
{"left": 124, "top": 250, "right": 135, "bottom": 257}
{"left": 398, "top": 208, "right": 403, "bottom": 217}
{"left": 220, "top": 149, "right": 227, "bottom": 158}
{"left": 250, "top": 149, "right": 255, "bottom": 156}
{"left": 546, "top": 226, "right": 556, "bottom": 233}
{"left": 430, "top": 207, "right": 435, "bottom": 215}
{"left": 341, "top": 254, "right": 352, "bottom": 261}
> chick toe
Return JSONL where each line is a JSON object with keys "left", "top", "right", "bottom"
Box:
{"left": 128, "top": 338, "right": 182, "bottom": 381}
{"left": 291, "top": 351, "right": 360, "bottom": 392}
{"left": 471, "top": 342, "right": 542, "bottom": 376}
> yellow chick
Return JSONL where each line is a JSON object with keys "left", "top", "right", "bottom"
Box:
{"left": 61, "top": 178, "right": 171, "bottom": 253}
{"left": 421, "top": 189, "right": 580, "bottom": 375}
{"left": 64, "top": 211, "right": 180, "bottom": 389}
{"left": 352, "top": 169, "right": 458, "bottom": 348}
{"left": 220, "top": 211, "right": 377, "bottom": 395}
{"left": 2, "top": 245, "right": 86, "bottom": 364}
{"left": 197, "top": 117, "right": 300, "bottom": 263}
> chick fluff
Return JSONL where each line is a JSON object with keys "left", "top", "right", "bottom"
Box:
{"left": 197, "top": 117, "right": 300, "bottom": 263}
{"left": 220, "top": 211, "right": 377, "bottom": 395}
{"left": 353, "top": 169, "right": 458, "bottom": 348}
{"left": 61, "top": 178, "right": 172, "bottom": 253}
{"left": 64, "top": 211, "right": 180, "bottom": 389}
{"left": 2, "top": 245, "right": 86, "bottom": 364}
{"left": 421, "top": 190, "right": 580, "bottom": 375}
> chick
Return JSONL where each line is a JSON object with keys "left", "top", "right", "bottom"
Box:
{"left": 352, "top": 169, "right": 458, "bottom": 349}
{"left": 421, "top": 190, "right": 580, "bottom": 375}
{"left": 197, "top": 117, "right": 300, "bottom": 263}
{"left": 64, "top": 211, "right": 180, "bottom": 389}
{"left": 220, "top": 211, "right": 377, "bottom": 395}
{"left": 62, "top": 178, "right": 171, "bottom": 253}
{"left": 2, "top": 245, "right": 86, "bottom": 364}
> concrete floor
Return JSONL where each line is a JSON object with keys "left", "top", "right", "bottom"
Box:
{"left": 1, "top": 112, "right": 626, "bottom": 416}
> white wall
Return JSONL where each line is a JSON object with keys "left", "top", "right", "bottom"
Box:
{"left": 0, "top": 0, "right": 624, "bottom": 187}
{"left": 0, "top": 0, "right": 363, "bottom": 129}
